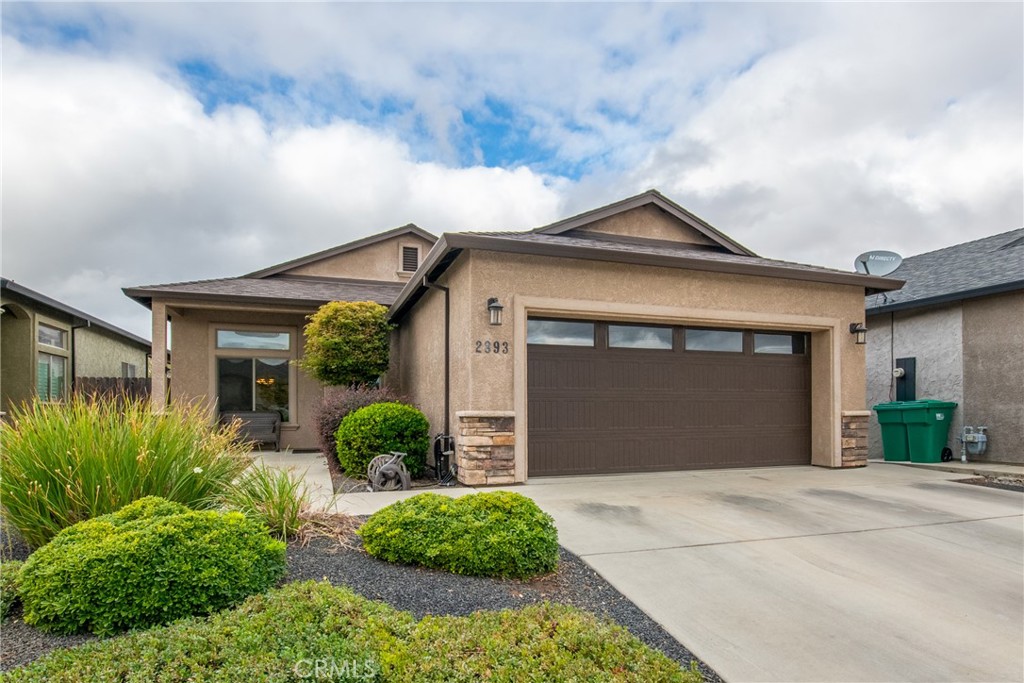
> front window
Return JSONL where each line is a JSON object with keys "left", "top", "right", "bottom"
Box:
{"left": 37, "top": 353, "right": 66, "bottom": 401}
{"left": 38, "top": 323, "right": 68, "bottom": 349}
{"left": 217, "top": 357, "right": 290, "bottom": 421}
{"left": 216, "top": 330, "right": 291, "bottom": 351}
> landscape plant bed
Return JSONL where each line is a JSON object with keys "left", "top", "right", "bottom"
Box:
{"left": 2, "top": 524, "right": 720, "bottom": 681}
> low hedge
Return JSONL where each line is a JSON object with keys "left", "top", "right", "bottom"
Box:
{"left": 358, "top": 491, "right": 559, "bottom": 578}
{"left": 335, "top": 402, "right": 430, "bottom": 478}
{"left": 19, "top": 496, "right": 286, "bottom": 635}
{"left": 1, "top": 559, "right": 23, "bottom": 621}
{"left": 7, "top": 581, "right": 700, "bottom": 682}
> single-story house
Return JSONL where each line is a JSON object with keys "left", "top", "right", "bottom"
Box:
{"left": 126, "top": 190, "right": 902, "bottom": 484}
{"left": 865, "top": 229, "right": 1024, "bottom": 463}
{"left": 1, "top": 277, "right": 152, "bottom": 412}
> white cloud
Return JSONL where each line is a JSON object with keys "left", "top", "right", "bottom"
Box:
{"left": 1, "top": 38, "right": 563, "bottom": 338}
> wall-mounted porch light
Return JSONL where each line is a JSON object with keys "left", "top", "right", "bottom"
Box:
{"left": 487, "top": 297, "right": 504, "bottom": 326}
{"left": 849, "top": 322, "right": 867, "bottom": 345}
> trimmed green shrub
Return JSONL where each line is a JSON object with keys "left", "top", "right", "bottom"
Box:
{"left": 299, "top": 301, "right": 392, "bottom": 386}
{"left": 1, "top": 559, "right": 23, "bottom": 622}
{"left": 0, "top": 395, "right": 251, "bottom": 548}
{"left": 313, "top": 384, "right": 405, "bottom": 474}
{"left": 6, "top": 581, "right": 700, "bottom": 683}
{"left": 358, "top": 491, "right": 559, "bottom": 578}
{"left": 18, "top": 496, "right": 286, "bottom": 635}
{"left": 336, "top": 402, "right": 429, "bottom": 478}
{"left": 386, "top": 601, "right": 701, "bottom": 683}
{"left": 220, "top": 464, "right": 314, "bottom": 540}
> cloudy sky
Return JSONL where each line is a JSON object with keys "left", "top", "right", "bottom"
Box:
{"left": 3, "top": 2, "right": 1021, "bottom": 340}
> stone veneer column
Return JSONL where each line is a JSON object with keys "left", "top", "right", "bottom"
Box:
{"left": 455, "top": 411, "right": 516, "bottom": 486}
{"left": 841, "top": 410, "right": 870, "bottom": 467}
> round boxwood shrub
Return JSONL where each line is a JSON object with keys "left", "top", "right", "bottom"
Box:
{"left": 358, "top": 491, "right": 559, "bottom": 578}
{"left": 18, "top": 496, "right": 287, "bottom": 635}
{"left": 335, "top": 402, "right": 430, "bottom": 478}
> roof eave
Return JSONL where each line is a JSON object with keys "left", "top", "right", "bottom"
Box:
{"left": 867, "top": 279, "right": 1024, "bottom": 315}
{"left": 123, "top": 288, "right": 396, "bottom": 310}
{"left": 388, "top": 233, "right": 904, "bottom": 321}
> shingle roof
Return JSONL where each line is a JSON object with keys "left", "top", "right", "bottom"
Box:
{"left": 466, "top": 230, "right": 867, "bottom": 279}
{"left": 866, "top": 229, "right": 1024, "bottom": 313}
{"left": 124, "top": 276, "right": 405, "bottom": 309}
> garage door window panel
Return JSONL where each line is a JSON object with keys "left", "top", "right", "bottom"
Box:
{"left": 608, "top": 324, "right": 673, "bottom": 350}
{"left": 684, "top": 328, "right": 744, "bottom": 353}
{"left": 754, "top": 333, "right": 807, "bottom": 355}
{"left": 527, "top": 320, "right": 595, "bottom": 347}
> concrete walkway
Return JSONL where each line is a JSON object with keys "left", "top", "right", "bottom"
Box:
{"left": 326, "top": 462, "right": 1023, "bottom": 683}
{"left": 874, "top": 457, "right": 1024, "bottom": 478}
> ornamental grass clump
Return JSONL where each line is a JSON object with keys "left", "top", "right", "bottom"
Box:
{"left": 18, "top": 496, "right": 286, "bottom": 635}
{"left": 0, "top": 395, "right": 251, "bottom": 548}
{"left": 221, "top": 464, "right": 315, "bottom": 540}
{"left": 358, "top": 491, "right": 559, "bottom": 578}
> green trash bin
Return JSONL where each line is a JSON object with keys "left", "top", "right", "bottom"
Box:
{"left": 873, "top": 402, "right": 914, "bottom": 461}
{"left": 903, "top": 400, "right": 958, "bottom": 463}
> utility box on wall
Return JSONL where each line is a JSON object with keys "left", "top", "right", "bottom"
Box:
{"left": 895, "top": 357, "right": 916, "bottom": 401}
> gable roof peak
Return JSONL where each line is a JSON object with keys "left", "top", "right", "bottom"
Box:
{"left": 532, "top": 189, "right": 756, "bottom": 257}
{"left": 245, "top": 223, "right": 437, "bottom": 279}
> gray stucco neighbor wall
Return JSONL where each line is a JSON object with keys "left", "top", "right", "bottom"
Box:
{"left": 962, "top": 292, "right": 1024, "bottom": 462}
{"left": 866, "top": 305, "right": 964, "bottom": 460}
{"left": 867, "top": 291, "right": 1023, "bottom": 463}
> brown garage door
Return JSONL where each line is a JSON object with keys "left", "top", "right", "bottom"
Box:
{"left": 527, "top": 319, "right": 811, "bottom": 476}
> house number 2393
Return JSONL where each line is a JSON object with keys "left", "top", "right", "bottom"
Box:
{"left": 475, "top": 340, "right": 509, "bottom": 354}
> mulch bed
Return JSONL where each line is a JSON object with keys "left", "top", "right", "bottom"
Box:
{"left": 2, "top": 523, "right": 720, "bottom": 681}
{"left": 955, "top": 476, "right": 1024, "bottom": 493}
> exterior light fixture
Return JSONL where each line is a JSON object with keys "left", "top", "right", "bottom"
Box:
{"left": 849, "top": 322, "right": 867, "bottom": 345}
{"left": 487, "top": 297, "right": 504, "bottom": 326}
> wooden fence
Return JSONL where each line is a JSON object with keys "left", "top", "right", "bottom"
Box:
{"left": 75, "top": 377, "right": 152, "bottom": 402}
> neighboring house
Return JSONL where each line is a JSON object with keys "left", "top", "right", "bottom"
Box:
{"left": 1, "top": 278, "right": 152, "bottom": 412}
{"left": 126, "top": 191, "right": 901, "bottom": 483}
{"left": 865, "top": 229, "right": 1024, "bottom": 463}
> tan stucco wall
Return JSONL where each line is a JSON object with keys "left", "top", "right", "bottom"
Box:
{"left": 866, "top": 305, "right": 965, "bottom": 459}
{"left": 963, "top": 291, "right": 1024, "bottom": 462}
{"left": 576, "top": 204, "right": 718, "bottom": 246}
{"left": 401, "top": 249, "right": 869, "bottom": 481}
{"left": 75, "top": 327, "right": 149, "bottom": 378}
{"left": 281, "top": 233, "right": 435, "bottom": 282}
{"left": 1, "top": 302, "right": 34, "bottom": 411}
{"left": 167, "top": 305, "right": 322, "bottom": 450}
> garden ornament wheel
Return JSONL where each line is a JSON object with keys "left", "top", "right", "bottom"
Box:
{"left": 368, "top": 451, "right": 412, "bottom": 491}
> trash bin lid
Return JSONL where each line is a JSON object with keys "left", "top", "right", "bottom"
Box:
{"left": 911, "top": 399, "right": 958, "bottom": 409}
{"left": 872, "top": 401, "right": 921, "bottom": 411}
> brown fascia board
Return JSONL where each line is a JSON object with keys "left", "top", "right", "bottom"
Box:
{"left": 244, "top": 224, "right": 438, "bottom": 279}
{"left": 533, "top": 190, "right": 758, "bottom": 257}
{"left": 122, "top": 288, "right": 392, "bottom": 311}
{"left": 388, "top": 232, "right": 904, "bottom": 321}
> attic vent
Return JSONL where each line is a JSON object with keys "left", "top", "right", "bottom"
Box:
{"left": 401, "top": 246, "right": 419, "bottom": 272}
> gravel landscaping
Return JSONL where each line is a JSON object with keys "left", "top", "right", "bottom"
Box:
{"left": 956, "top": 475, "right": 1024, "bottom": 493}
{"left": 2, "top": 522, "right": 720, "bottom": 681}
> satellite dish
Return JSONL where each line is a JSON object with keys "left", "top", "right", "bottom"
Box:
{"left": 854, "top": 250, "right": 903, "bottom": 276}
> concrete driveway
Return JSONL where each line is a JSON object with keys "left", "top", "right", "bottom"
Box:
{"left": 340, "top": 463, "right": 1023, "bottom": 682}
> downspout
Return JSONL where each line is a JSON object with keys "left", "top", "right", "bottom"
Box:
{"left": 423, "top": 277, "right": 450, "bottom": 435}
{"left": 69, "top": 320, "right": 91, "bottom": 394}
